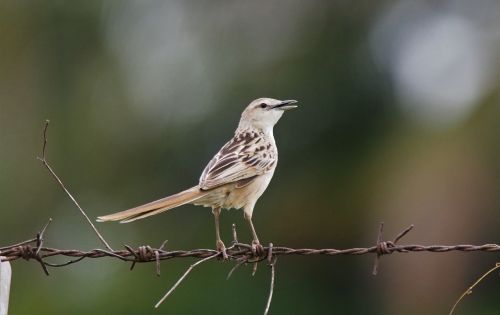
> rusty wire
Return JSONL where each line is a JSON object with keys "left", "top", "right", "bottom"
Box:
{"left": 1, "top": 220, "right": 500, "bottom": 313}
{"left": 1, "top": 222, "right": 499, "bottom": 272}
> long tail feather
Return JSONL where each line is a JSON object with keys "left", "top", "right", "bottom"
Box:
{"left": 96, "top": 186, "right": 206, "bottom": 223}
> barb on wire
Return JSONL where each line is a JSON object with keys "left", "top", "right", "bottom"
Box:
{"left": 232, "top": 223, "right": 241, "bottom": 251}
{"left": 35, "top": 218, "right": 52, "bottom": 256}
{"left": 36, "top": 120, "right": 113, "bottom": 251}
{"left": 155, "top": 240, "right": 168, "bottom": 277}
{"left": 372, "top": 222, "right": 414, "bottom": 275}
{"left": 34, "top": 218, "right": 52, "bottom": 275}
{"left": 125, "top": 242, "right": 167, "bottom": 277}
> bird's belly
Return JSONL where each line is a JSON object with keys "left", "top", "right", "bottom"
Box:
{"left": 225, "top": 173, "right": 273, "bottom": 209}
{"left": 223, "top": 188, "right": 249, "bottom": 209}
{"left": 194, "top": 186, "right": 249, "bottom": 209}
{"left": 193, "top": 172, "right": 274, "bottom": 210}
{"left": 193, "top": 188, "right": 228, "bottom": 208}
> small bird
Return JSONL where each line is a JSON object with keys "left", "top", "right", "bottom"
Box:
{"left": 97, "top": 98, "right": 297, "bottom": 258}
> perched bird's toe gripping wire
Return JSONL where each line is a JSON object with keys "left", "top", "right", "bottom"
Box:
{"left": 216, "top": 239, "right": 229, "bottom": 260}
{"left": 251, "top": 240, "right": 265, "bottom": 257}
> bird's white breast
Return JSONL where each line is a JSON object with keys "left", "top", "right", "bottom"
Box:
{"left": 193, "top": 167, "right": 276, "bottom": 211}
{"left": 224, "top": 170, "right": 275, "bottom": 210}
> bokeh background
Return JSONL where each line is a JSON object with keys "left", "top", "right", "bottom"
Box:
{"left": 1, "top": 1, "right": 499, "bottom": 314}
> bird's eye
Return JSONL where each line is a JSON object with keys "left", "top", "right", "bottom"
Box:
{"left": 259, "top": 103, "right": 267, "bottom": 108}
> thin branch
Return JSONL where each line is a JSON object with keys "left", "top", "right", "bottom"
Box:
{"left": 449, "top": 262, "right": 500, "bottom": 315}
{"left": 37, "top": 120, "right": 113, "bottom": 251}
{"left": 263, "top": 244, "right": 276, "bottom": 315}
{"left": 264, "top": 259, "right": 277, "bottom": 315}
{"left": 226, "top": 259, "right": 246, "bottom": 280}
{"left": 154, "top": 253, "right": 220, "bottom": 308}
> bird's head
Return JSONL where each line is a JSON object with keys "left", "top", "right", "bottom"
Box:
{"left": 239, "top": 98, "right": 298, "bottom": 131}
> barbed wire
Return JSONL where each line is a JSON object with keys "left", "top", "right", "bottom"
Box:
{"left": 1, "top": 220, "right": 499, "bottom": 313}
{"left": 2, "top": 225, "right": 500, "bottom": 267}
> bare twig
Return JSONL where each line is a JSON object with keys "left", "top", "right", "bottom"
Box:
{"left": 263, "top": 244, "right": 276, "bottom": 315}
{"left": 264, "top": 259, "right": 277, "bottom": 315}
{"left": 154, "top": 253, "right": 220, "bottom": 308}
{"left": 37, "top": 120, "right": 113, "bottom": 251}
{"left": 449, "top": 262, "right": 500, "bottom": 315}
{"left": 226, "top": 259, "right": 246, "bottom": 280}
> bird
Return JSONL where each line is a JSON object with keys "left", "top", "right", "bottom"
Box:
{"left": 97, "top": 98, "right": 298, "bottom": 258}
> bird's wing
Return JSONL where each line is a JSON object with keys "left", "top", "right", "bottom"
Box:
{"left": 199, "top": 131, "right": 276, "bottom": 190}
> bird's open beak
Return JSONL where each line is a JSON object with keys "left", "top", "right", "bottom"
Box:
{"left": 272, "top": 100, "right": 298, "bottom": 111}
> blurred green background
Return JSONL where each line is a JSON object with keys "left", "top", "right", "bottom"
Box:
{"left": 1, "top": 1, "right": 499, "bottom": 314}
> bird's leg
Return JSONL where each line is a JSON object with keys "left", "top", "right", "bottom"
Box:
{"left": 244, "top": 212, "right": 264, "bottom": 256}
{"left": 212, "top": 207, "right": 228, "bottom": 260}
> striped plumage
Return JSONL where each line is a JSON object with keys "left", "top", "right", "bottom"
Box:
{"left": 199, "top": 129, "right": 277, "bottom": 190}
{"left": 97, "top": 98, "right": 297, "bottom": 257}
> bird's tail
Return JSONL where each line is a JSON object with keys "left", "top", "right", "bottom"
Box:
{"left": 97, "top": 186, "right": 207, "bottom": 223}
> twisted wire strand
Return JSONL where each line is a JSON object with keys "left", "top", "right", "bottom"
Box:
{"left": 2, "top": 241, "right": 499, "bottom": 264}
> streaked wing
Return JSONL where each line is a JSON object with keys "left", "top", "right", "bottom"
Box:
{"left": 199, "top": 131, "right": 276, "bottom": 190}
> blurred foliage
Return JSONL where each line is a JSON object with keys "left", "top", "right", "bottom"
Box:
{"left": 1, "top": 1, "right": 499, "bottom": 314}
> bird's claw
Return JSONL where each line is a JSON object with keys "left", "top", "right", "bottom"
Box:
{"left": 251, "top": 240, "right": 264, "bottom": 257}
{"left": 216, "top": 240, "right": 229, "bottom": 260}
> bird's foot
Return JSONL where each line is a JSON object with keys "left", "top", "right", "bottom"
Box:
{"left": 251, "top": 240, "right": 264, "bottom": 257}
{"left": 216, "top": 239, "right": 229, "bottom": 260}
